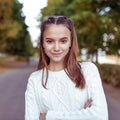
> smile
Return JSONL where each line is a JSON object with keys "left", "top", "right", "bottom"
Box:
{"left": 52, "top": 53, "right": 62, "bottom": 56}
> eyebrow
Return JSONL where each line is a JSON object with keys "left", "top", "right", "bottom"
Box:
{"left": 45, "top": 37, "right": 68, "bottom": 40}
{"left": 60, "top": 37, "right": 68, "bottom": 39}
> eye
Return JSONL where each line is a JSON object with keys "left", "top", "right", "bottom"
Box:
{"left": 61, "top": 39, "right": 68, "bottom": 43}
{"left": 46, "top": 39, "right": 53, "bottom": 44}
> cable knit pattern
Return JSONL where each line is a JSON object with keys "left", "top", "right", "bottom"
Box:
{"left": 25, "top": 62, "right": 108, "bottom": 120}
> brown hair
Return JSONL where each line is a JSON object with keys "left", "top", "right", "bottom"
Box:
{"left": 37, "top": 16, "right": 85, "bottom": 89}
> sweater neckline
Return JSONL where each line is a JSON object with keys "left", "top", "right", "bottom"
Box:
{"left": 48, "top": 69, "right": 65, "bottom": 75}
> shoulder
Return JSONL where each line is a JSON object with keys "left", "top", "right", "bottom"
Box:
{"left": 30, "top": 69, "right": 43, "bottom": 78}
{"left": 27, "top": 69, "right": 43, "bottom": 84}
{"left": 80, "top": 61, "right": 102, "bottom": 85}
{"left": 80, "top": 61, "right": 98, "bottom": 73}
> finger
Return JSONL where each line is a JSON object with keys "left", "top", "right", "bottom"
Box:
{"left": 40, "top": 113, "right": 46, "bottom": 120}
{"left": 84, "top": 102, "right": 91, "bottom": 109}
{"left": 84, "top": 99, "right": 92, "bottom": 109}
{"left": 87, "top": 99, "right": 92, "bottom": 107}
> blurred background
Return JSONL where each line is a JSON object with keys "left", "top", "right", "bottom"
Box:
{"left": 0, "top": 0, "right": 120, "bottom": 120}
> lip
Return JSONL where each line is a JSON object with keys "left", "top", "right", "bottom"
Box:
{"left": 52, "top": 53, "right": 62, "bottom": 56}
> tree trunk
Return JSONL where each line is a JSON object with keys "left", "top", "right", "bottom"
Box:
{"left": 92, "top": 49, "right": 98, "bottom": 63}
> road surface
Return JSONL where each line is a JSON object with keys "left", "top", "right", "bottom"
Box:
{"left": 103, "top": 83, "right": 120, "bottom": 120}
{"left": 0, "top": 64, "right": 120, "bottom": 120}
{"left": 0, "top": 64, "right": 36, "bottom": 120}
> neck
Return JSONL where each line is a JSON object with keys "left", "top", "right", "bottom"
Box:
{"left": 48, "top": 62, "right": 64, "bottom": 71}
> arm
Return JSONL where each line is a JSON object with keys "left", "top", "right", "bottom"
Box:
{"left": 45, "top": 62, "right": 108, "bottom": 120}
{"left": 25, "top": 75, "right": 40, "bottom": 120}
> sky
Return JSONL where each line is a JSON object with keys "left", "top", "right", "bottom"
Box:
{"left": 18, "top": 0, "right": 47, "bottom": 47}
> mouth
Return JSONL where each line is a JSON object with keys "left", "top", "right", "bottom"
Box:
{"left": 52, "top": 53, "right": 62, "bottom": 57}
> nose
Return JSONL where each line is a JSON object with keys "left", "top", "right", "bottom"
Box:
{"left": 54, "top": 42, "right": 60, "bottom": 51}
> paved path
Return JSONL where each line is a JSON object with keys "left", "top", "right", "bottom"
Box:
{"left": 103, "top": 83, "right": 120, "bottom": 120}
{"left": 0, "top": 65, "right": 36, "bottom": 120}
{"left": 0, "top": 64, "right": 120, "bottom": 120}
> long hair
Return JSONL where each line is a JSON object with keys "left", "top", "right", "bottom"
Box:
{"left": 37, "top": 16, "right": 85, "bottom": 89}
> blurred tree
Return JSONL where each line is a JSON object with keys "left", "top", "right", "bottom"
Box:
{"left": 0, "top": 0, "right": 21, "bottom": 51}
{"left": 0, "top": 0, "right": 34, "bottom": 57}
{"left": 40, "top": 0, "right": 120, "bottom": 63}
{"left": 97, "top": 0, "right": 120, "bottom": 56}
{"left": 40, "top": 0, "right": 63, "bottom": 21}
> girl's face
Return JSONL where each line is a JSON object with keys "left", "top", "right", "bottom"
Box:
{"left": 43, "top": 24, "right": 71, "bottom": 65}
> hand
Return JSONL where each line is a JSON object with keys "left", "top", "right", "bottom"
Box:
{"left": 39, "top": 113, "right": 46, "bottom": 120}
{"left": 84, "top": 98, "right": 92, "bottom": 109}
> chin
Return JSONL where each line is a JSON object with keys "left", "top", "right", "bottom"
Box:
{"left": 51, "top": 58, "right": 64, "bottom": 63}
{"left": 52, "top": 60, "right": 63, "bottom": 63}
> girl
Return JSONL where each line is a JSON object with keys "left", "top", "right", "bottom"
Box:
{"left": 25, "top": 16, "right": 108, "bottom": 120}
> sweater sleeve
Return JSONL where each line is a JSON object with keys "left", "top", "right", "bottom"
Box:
{"left": 46, "top": 62, "right": 108, "bottom": 120}
{"left": 25, "top": 74, "right": 40, "bottom": 120}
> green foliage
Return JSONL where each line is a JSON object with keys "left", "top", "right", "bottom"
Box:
{"left": 98, "top": 64, "right": 120, "bottom": 87}
{"left": 40, "top": 0, "right": 120, "bottom": 62}
{"left": 0, "top": 0, "right": 34, "bottom": 57}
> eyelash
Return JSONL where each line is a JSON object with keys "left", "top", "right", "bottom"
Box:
{"left": 46, "top": 40, "right": 53, "bottom": 43}
{"left": 46, "top": 39, "right": 68, "bottom": 44}
{"left": 61, "top": 39, "right": 67, "bottom": 43}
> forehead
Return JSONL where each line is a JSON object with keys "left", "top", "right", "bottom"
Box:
{"left": 43, "top": 24, "right": 70, "bottom": 38}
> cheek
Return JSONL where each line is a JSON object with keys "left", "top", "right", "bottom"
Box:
{"left": 43, "top": 44, "right": 53, "bottom": 54}
{"left": 61, "top": 45, "right": 70, "bottom": 54}
{"left": 62, "top": 42, "right": 71, "bottom": 50}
